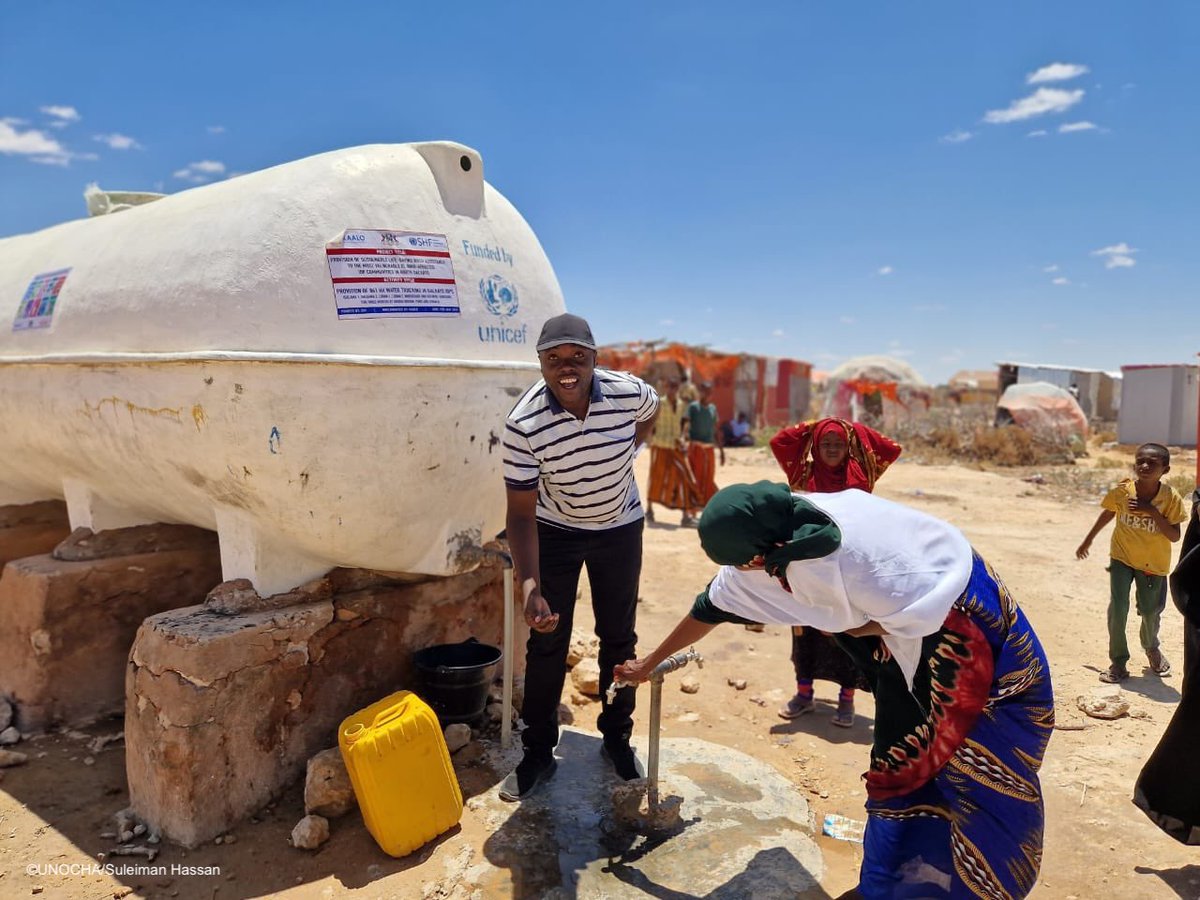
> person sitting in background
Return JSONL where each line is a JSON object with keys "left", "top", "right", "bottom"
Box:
{"left": 723, "top": 412, "right": 755, "bottom": 447}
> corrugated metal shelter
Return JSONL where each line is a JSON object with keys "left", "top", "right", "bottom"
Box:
{"left": 1118, "top": 364, "right": 1199, "bottom": 447}
{"left": 996, "top": 362, "right": 1118, "bottom": 420}
{"left": 596, "top": 342, "right": 811, "bottom": 428}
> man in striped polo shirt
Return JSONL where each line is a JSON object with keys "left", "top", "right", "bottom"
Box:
{"left": 499, "top": 313, "right": 660, "bottom": 801}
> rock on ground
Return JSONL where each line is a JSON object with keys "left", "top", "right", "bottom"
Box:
{"left": 1076, "top": 687, "right": 1129, "bottom": 720}
{"left": 304, "top": 748, "right": 356, "bottom": 819}
{"left": 571, "top": 658, "right": 601, "bottom": 696}
{"left": 679, "top": 675, "right": 701, "bottom": 694}
{"left": 444, "top": 723, "right": 472, "bottom": 754}
{"left": 291, "top": 814, "right": 330, "bottom": 850}
{"left": 0, "top": 727, "right": 20, "bottom": 746}
{"left": 0, "top": 749, "right": 28, "bottom": 768}
{"left": 0, "top": 698, "right": 12, "bottom": 732}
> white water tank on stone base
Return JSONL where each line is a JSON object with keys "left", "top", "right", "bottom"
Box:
{"left": 0, "top": 142, "right": 563, "bottom": 594}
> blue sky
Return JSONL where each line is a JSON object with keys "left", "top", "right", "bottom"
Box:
{"left": 2, "top": 2, "right": 1197, "bottom": 383}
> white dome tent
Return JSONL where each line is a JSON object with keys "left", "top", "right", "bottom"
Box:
{"left": 822, "top": 355, "right": 930, "bottom": 427}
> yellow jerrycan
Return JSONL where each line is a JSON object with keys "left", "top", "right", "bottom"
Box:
{"left": 339, "top": 690, "right": 463, "bottom": 856}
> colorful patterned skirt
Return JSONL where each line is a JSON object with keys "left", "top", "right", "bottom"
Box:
{"left": 836, "top": 554, "right": 1054, "bottom": 899}
{"left": 648, "top": 445, "right": 702, "bottom": 511}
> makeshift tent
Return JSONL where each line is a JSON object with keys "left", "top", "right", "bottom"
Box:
{"left": 595, "top": 341, "right": 811, "bottom": 428}
{"left": 996, "top": 381, "right": 1089, "bottom": 443}
{"left": 823, "top": 355, "right": 930, "bottom": 427}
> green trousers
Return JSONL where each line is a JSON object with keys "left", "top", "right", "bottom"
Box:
{"left": 1107, "top": 558, "right": 1165, "bottom": 668}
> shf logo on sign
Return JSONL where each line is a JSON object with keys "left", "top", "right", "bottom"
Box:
{"left": 479, "top": 275, "right": 519, "bottom": 318}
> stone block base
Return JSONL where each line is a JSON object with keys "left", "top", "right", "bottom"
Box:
{"left": 126, "top": 563, "right": 520, "bottom": 847}
{"left": 0, "top": 530, "right": 222, "bottom": 731}
{"left": 0, "top": 501, "right": 71, "bottom": 571}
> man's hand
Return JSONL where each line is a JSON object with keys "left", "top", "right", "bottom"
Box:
{"left": 1075, "top": 540, "right": 1091, "bottom": 560}
{"left": 523, "top": 586, "right": 560, "bottom": 633}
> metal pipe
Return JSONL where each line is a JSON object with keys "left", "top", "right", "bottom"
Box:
{"left": 608, "top": 647, "right": 703, "bottom": 813}
{"left": 501, "top": 564, "right": 514, "bottom": 746}
{"left": 465, "top": 545, "right": 515, "bottom": 745}
{"left": 647, "top": 675, "right": 663, "bottom": 810}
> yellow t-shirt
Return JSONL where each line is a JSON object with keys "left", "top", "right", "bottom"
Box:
{"left": 650, "top": 395, "right": 685, "bottom": 448}
{"left": 1101, "top": 478, "right": 1187, "bottom": 575}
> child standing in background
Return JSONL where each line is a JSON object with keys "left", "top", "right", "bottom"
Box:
{"left": 1077, "top": 443, "right": 1187, "bottom": 683}
{"left": 768, "top": 417, "right": 902, "bottom": 726}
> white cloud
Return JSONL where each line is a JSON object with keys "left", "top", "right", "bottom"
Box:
{"left": 0, "top": 120, "right": 67, "bottom": 158}
{"left": 659, "top": 319, "right": 675, "bottom": 326}
{"left": 1091, "top": 243, "right": 1138, "bottom": 269}
{"left": 1052, "top": 277, "right": 1070, "bottom": 285}
{"left": 984, "top": 88, "right": 1084, "bottom": 124}
{"left": 40, "top": 104, "right": 80, "bottom": 123}
{"left": 173, "top": 159, "right": 227, "bottom": 183}
{"left": 878, "top": 265, "right": 893, "bottom": 276}
{"left": 1026, "top": 63, "right": 1090, "bottom": 85}
{"left": 940, "top": 129, "right": 973, "bottom": 144}
{"left": 1059, "top": 121, "right": 1098, "bottom": 133}
{"left": 93, "top": 133, "right": 142, "bottom": 150}
{"left": 207, "top": 125, "right": 226, "bottom": 134}
{"left": 839, "top": 316, "right": 856, "bottom": 325}
{"left": 1, "top": 116, "right": 28, "bottom": 126}
{"left": 1043, "top": 264, "right": 1059, "bottom": 272}
{"left": 771, "top": 328, "right": 785, "bottom": 337}
{"left": 1027, "top": 130, "right": 1048, "bottom": 138}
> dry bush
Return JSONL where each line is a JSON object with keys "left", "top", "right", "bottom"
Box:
{"left": 972, "top": 426, "right": 1041, "bottom": 466}
{"left": 890, "top": 408, "right": 1077, "bottom": 468}
{"left": 1094, "top": 457, "right": 1127, "bottom": 470}
{"left": 1166, "top": 471, "right": 1198, "bottom": 496}
{"left": 1094, "top": 429, "right": 1117, "bottom": 444}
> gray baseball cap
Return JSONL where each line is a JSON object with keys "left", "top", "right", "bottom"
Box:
{"left": 536, "top": 313, "right": 596, "bottom": 352}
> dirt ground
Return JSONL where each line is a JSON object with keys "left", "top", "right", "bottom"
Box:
{"left": 1, "top": 444, "right": 1199, "bottom": 899}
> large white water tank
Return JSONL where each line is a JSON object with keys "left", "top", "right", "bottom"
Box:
{"left": 0, "top": 142, "right": 563, "bottom": 593}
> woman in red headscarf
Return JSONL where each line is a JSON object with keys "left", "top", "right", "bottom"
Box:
{"left": 768, "top": 417, "right": 902, "bottom": 726}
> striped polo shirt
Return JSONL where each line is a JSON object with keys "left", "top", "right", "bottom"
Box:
{"left": 503, "top": 368, "right": 659, "bottom": 530}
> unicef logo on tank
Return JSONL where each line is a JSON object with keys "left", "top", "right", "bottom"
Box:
{"left": 479, "top": 275, "right": 519, "bottom": 318}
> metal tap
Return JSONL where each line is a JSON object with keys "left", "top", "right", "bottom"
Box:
{"left": 606, "top": 646, "right": 703, "bottom": 813}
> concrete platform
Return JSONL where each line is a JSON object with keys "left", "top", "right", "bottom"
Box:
{"left": 125, "top": 563, "right": 516, "bottom": 847}
{"left": 453, "top": 728, "right": 826, "bottom": 897}
{"left": 0, "top": 500, "right": 71, "bottom": 571}
{"left": 0, "top": 527, "right": 222, "bottom": 731}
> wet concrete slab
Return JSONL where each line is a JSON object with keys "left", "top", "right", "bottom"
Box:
{"left": 457, "top": 727, "right": 825, "bottom": 898}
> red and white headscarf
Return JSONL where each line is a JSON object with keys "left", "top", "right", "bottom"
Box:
{"left": 769, "top": 417, "right": 902, "bottom": 494}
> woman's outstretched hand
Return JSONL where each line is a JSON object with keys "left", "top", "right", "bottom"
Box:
{"left": 614, "top": 657, "right": 655, "bottom": 684}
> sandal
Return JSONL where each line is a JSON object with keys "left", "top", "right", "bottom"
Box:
{"left": 778, "top": 692, "right": 815, "bottom": 719}
{"left": 1148, "top": 649, "right": 1172, "bottom": 677}
{"left": 832, "top": 700, "right": 855, "bottom": 728}
{"left": 1098, "top": 665, "right": 1129, "bottom": 684}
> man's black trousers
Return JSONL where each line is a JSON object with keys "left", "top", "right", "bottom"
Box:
{"left": 519, "top": 517, "right": 643, "bottom": 754}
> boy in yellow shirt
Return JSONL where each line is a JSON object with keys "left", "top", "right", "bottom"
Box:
{"left": 1077, "top": 443, "right": 1187, "bottom": 682}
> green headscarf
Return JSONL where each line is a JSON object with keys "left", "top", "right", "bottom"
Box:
{"left": 697, "top": 481, "right": 841, "bottom": 577}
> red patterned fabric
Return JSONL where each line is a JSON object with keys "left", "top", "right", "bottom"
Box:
{"left": 770, "top": 417, "right": 902, "bottom": 493}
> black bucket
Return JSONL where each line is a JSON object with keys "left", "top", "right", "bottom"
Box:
{"left": 413, "top": 637, "right": 503, "bottom": 725}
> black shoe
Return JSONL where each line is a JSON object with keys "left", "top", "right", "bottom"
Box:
{"left": 498, "top": 753, "right": 557, "bottom": 802}
{"left": 601, "top": 741, "right": 644, "bottom": 781}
